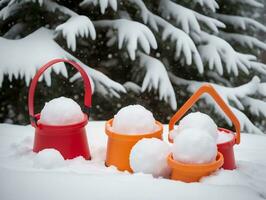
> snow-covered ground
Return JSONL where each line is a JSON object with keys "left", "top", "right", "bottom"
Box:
{"left": 0, "top": 122, "right": 266, "bottom": 200}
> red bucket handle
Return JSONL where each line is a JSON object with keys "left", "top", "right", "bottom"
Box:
{"left": 28, "top": 59, "right": 92, "bottom": 128}
{"left": 169, "top": 84, "right": 241, "bottom": 144}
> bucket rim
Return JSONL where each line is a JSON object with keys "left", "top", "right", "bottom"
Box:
{"left": 217, "top": 127, "right": 236, "bottom": 147}
{"left": 167, "top": 152, "right": 224, "bottom": 172}
{"left": 105, "top": 118, "right": 163, "bottom": 140}
{"left": 35, "top": 113, "right": 88, "bottom": 130}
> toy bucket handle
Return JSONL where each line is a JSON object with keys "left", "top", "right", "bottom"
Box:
{"left": 169, "top": 84, "right": 241, "bottom": 144}
{"left": 28, "top": 59, "right": 92, "bottom": 128}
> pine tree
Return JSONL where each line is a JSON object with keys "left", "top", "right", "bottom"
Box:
{"left": 0, "top": 0, "right": 265, "bottom": 134}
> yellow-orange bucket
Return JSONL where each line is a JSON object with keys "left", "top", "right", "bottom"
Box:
{"left": 105, "top": 119, "right": 163, "bottom": 172}
{"left": 167, "top": 152, "right": 224, "bottom": 183}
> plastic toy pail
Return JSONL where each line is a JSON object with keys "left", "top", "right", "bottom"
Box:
{"left": 105, "top": 119, "right": 163, "bottom": 172}
{"left": 167, "top": 152, "right": 224, "bottom": 182}
{"left": 168, "top": 84, "right": 241, "bottom": 170}
{"left": 28, "top": 59, "right": 92, "bottom": 160}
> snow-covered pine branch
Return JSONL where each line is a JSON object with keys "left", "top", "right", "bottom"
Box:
{"left": 3, "top": 22, "right": 26, "bottom": 39}
{"left": 39, "top": 0, "right": 78, "bottom": 16}
{"left": 70, "top": 60, "right": 126, "bottom": 99}
{"left": 222, "top": 0, "right": 264, "bottom": 8}
{"left": 0, "top": 0, "right": 79, "bottom": 21}
{"left": 93, "top": 19, "right": 157, "bottom": 60}
{"left": 0, "top": 0, "right": 20, "bottom": 20}
{"left": 242, "top": 97, "right": 266, "bottom": 118}
{"left": 0, "top": 0, "right": 95, "bottom": 53}
{"left": 136, "top": 52, "right": 177, "bottom": 110}
{"left": 159, "top": 0, "right": 225, "bottom": 33}
{"left": 161, "top": 24, "right": 204, "bottom": 73}
{"left": 55, "top": 15, "right": 96, "bottom": 51}
{"left": 197, "top": 32, "right": 258, "bottom": 76}
{"left": 0, "top": 27, "right": 126, "bottom": 98}
{"left": 80, "top": 0, "right": 117, "bottom": 14}
{"left": 127, "top": 0, "right": 159, "bottom": 31}
{"left": 123, "top": 81, "right": 142, "bottom": 95}
{"left": 248, "top": 62, "right": 266, "bottom": 75}
{"left": 220, "top": 32, "right": 266, "bottom": 51}
{"left": 0, "top": 28, "right": 68, "bottom": 86}
{"left": 215, "top": 14, "right": 266, "bottom": 32}
{"left": 192, "top": 0, "right": 219, "bottom": 12}
{"left": 169, "top": 72, "right": 264, "bottom": 134}
{"left": 127, "top": 0, "right": 203, "bottom": 73}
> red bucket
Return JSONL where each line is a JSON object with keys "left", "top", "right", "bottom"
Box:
{"left": 168, "top": 84, "right": 241, "bottom": 170}
{"left": 28, "top": 59, "right": 92, "bottom": 160}
{"left": 217, "top": 128, "right": 237, "bottom": 170}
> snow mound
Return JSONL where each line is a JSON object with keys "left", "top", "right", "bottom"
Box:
{"left": 130, "top": 138, "right": 171, "bottom": 177}
{"left": 217, "top": 131, "right": 234, "bottom": 144}
{"left": 170, "top": 112, "right": 218, "bottom": 141}
{"left": 111, "top": 105, "right": 158, "bottom": 135}
{"left": 172, "top": 128, "right": 217, "bottom": 164}
{"left": 33, "top": 149, "right": 65, "bottom": 169}
{"left": 39, "top": 97, "right": 84, "bottom": 125}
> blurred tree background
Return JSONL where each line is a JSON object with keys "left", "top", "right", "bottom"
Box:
{"left": 0, "top": 0, "right": 265, "bottom": 133}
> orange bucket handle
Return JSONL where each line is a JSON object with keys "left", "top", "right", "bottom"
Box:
{"left": 169, "top": 84, "right": 241, "bottom": 144}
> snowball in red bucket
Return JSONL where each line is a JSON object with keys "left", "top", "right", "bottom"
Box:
{"left": 111, "top": 105, "right": 158, "bottom": 134}
{"left": 33, "top": 148, "right": 65, "bottom": 169}
{"left": 39, "top": 97, "right": 84, "bottom": 125}
{"left": 130, "top": 138, "right": 171, "bottom": 177}
{"left": 217, "top": 131, "right": 234, "bottom": 144}
{"left": 172, "top": 128, "right": 217, "bottom": 164}
{"left": 170, "top": 112, "right": 218, "bottom": 141}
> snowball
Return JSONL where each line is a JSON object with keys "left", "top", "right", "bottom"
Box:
{"left": 33, "top": 149, "right": 65, "bottom": 169}
{"left": 217, "top": 131, "right": 234, "bottom": 144}
{"left": 39, "top": 96, "right": 84, "bottom": 125}
{"left": 130, "top": 138, "right": 171, "bottom": 178}
{"left": 111, "top": 105, "right": 158, "bottom": 135}
{"left": 172, "top": 128, "right": 217, "bottom": 164}
{"left": 170, "top": 112, "right": 218, "bottom": 141}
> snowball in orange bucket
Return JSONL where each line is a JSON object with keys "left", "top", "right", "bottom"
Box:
{"left": 172, "top": 128, "right": 217, "bottom": 164}
{"left": 105, "top": 104, "right": 163, "bottom": 172}
{"left": 170, "top": 112, "right": 218, "bottom": 141}
{"left": 39, "top": 96, "right": 84, "bottom": 125}
{"left": 111, "top": 105, "right": 158, "bottom": 134}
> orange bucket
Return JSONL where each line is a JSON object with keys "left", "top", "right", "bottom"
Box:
{"left": 105, "top": 119, "right": 163, "bottom": 172}
{"left": 167, "top": 152, "right": 224, "bottom": 182}
{"left": 168, "top": 84, "right": 241, "bottom": 170}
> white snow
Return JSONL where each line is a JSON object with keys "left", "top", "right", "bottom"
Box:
{"left": 170, "top": 112, "right": 218, "bottom": 141}
{"left": 138, "top": 52, "right": 177, "bottom": 110}
{"left": 129, "top": 138, "right": 171, "bottom": 178}
{"left": 33, "top": 149, "right": 65, "bottom": 169}
{"left": 172, "top": 128, "right": 217, "bottom": 164}
{"left": 80, "top": 0, "right": 117, "bottom": 14}
{"left": 159, "top": 0, "right": 224, "bottom": 34}
{"left": 55, "top": 15, "right": 96, "bottom": 51}
{"left": 217, "top": 131, "right": 234, "bottom": 144}
{"left": 0, "top": 27, "right": 127, "bottom": 99}
{"left": 94, "top": 19, "right": 157, "bottom": 60}
{"left": 39, "top": 97, "right": 84, "bottom": 125}
{"left": 0, "top": 122, "right": 266, "bottom": 200}
{"left": 197, "top": 32, "right": 258, "bottom": 76}
{"left": 111, "top": 105, "right": 158, "bottom": 134}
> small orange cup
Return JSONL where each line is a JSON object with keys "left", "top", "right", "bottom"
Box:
{"left": 167, "top": 152, "right": 224, "bottom": 183}
{"left": 105, "top": 119, "right": 163, "bottom": 172}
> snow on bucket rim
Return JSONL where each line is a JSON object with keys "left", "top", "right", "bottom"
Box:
{"left": 105, "top": 119, "right": 163, "bottom": 140}
{"left": 167, "top": 152, "right": 224, "bottom": 172}
{"left": 217, "top": 128, "right": 236, "bottom": 146}
{"left": 36, "top": 113, "right": 88, "bottom": 130}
